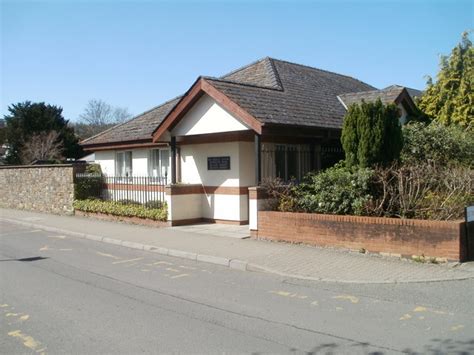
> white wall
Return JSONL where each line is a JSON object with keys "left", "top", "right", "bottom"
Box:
{"left": 132, "top": 149, "right": 148, "bottom": 176}
{"left": 167, "top": 193, "right": 202, "bottom": 221}
{"left": 172, "top": 94, "right": 249, "bottom": 136}
{"left": 94, "top": 149, "right": 171, "bottom": 177}
{"left": 95, "top": 151, "right": 115, "bottom": 176}
{"left": 180, "top": 142, "right": 241, "bottom": 186}
{"left": 178, "top": 140, "right": 254, "bottom": 222}
{"left": 238, "top": 141, "right": 255, "bottom": 187}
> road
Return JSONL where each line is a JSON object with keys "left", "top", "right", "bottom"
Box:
{"left": 1, "top": 220, "right": 473, "bottom": 354}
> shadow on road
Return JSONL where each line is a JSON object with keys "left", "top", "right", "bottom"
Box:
{"left": 0, "top": 256, "right": 48, "bottom": 262}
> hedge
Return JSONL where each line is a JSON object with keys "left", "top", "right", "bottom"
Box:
{"left": 73, "top": 199, "right": 168, "bottom": 221}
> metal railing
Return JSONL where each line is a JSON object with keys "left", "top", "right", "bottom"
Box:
{"left": 74, "top": 173, "right": 167, "bottom": 207}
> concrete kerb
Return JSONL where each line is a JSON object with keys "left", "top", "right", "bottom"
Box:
{"left": 0, "top": 217, "right": 249, "bottom": 273}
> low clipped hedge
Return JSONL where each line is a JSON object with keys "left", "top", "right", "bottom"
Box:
{"left": 73, "top": 199, "right": 168, "bottom": 221}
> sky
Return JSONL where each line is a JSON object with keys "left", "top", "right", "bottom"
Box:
{"left": 1, "top": 0, "right": 473, "bottom": 122}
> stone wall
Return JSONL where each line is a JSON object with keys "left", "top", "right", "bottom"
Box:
{"left": 0, "top": 164, "right": 83, "bottom": 215}
{"left": 256, "top": 211, "right": 472, "bottom": 262}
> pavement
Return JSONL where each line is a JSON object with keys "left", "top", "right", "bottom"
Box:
{"left": 1, "top": 208, "right": 474, "bottom": 284}
{"left": 2, "top": 221, "right": 474, "bottom": 354}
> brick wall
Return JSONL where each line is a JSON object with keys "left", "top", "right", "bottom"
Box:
{"left": 0, "top": 164, "right": 83, "bottom": 215}
{"left": 256, "top": 211, "right": 471, "bottom": 262}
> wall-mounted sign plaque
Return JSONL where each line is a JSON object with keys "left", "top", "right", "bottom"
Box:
{"left": 207, "top": 156, "right": 231, "bottom": 170}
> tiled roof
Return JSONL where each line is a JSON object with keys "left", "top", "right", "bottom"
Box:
{"left": 81, "top": 57, "right": 378, "bottom": 146}
{"left": 206, "top": 58, "right": 376, "bottom": 129}
{"left": 383, "top": 85, "right": 423, "bottom": 99}
{"left": 221, "top": 57, "right": 283, "bottom": 90}
{"left": 337, "top": 86, "right": 407, "bottom": 108}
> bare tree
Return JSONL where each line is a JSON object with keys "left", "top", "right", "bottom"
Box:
{"left": 79, "top": 99, "right": 132, "bottom": 126}
{"left": 74, "top": 99, "right": 133, "bottom": 140}
{"left": 21, "top": 131, "right": 64, "bottom": 164}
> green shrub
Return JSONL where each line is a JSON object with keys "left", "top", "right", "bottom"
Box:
{"left": 74, "top": 164, "right": 104, "bottom": 200}
{"left": 293, "top": 163, "right": 374, "bottom": 215}
{"left": 341, "top": 99, "right": 403, "bottom": 168}
{"left": 401, "top": 121, "right": 474, "bottom": 167}
{"left": 144, "top": 200, "right": 164, "bottom": 209}
{"left": 116, "top": 199, "right": 141, "bottom": 206}
{"left": 73, "top": 199, "right": 168, "bottom": 221}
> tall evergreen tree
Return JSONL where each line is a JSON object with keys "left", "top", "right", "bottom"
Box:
{"left": 418, "top": 31, "right": 473, "bottom": 129}
{"left": 3, "top": 101, "right": 82, "bottom": 164}
{"left": 341, "top": 99, "right": 403, "bottom": 168}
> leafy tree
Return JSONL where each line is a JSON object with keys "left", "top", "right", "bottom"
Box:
{"left": 418, "top": 31, "right": 473, "bottom": 129}
{"left": 3, "top": 101, "right": 82, "bottom": 164}
{"left": 401, "top": 121, "right": 474, "bottom": 168}
{"left": 341, "top": 99, "right": 403, "bottom": 168}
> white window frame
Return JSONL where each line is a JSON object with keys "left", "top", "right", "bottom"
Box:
{"left": 148, "top": 148, "right": 171, "bottom": 183}
{"left": 115, "top": 150, "right": 133, "bottom": 178}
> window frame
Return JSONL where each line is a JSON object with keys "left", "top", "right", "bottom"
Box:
{"left": 115, "top": 150, "right": 133, "bottom": 178}
{"left": 148, "top": 148, "right": 171, "bottom": 183}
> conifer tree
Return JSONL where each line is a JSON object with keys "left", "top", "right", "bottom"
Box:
{"left": 341, "top": 99, "right": 402, "bottom": 168}
{"left": 418, "top": 31, "right": 473, "bottom": 129}
{"left": 3, "top": 101, "right": 82, "bottom": 164}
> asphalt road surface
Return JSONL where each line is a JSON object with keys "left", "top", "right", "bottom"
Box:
{"left": 1, "top": 220, "right": 473, "bottom": 354}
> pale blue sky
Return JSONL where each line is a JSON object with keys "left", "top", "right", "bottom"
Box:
{"left": 1, "top": 0, "right": 472, "bottom": 122}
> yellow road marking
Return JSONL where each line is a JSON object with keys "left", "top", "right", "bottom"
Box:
{"left": 124, "top": 263, "right": 138, "bottom": 268}
{"left": 170, "top": 273, "right": 189, "bottom": 279}
{"left": 96, "top": 252, "right": 120, "bottom": 260}
{"left": 112, "top": 257, "right": 143, "bottom": 264}
{"left": 8, "top": 330, "right": 45, "bottom": 353}
{"left": 270, "top": 291, "right": 291, "bottom": 297}
{"left": 166, "top": 267, "right": 181, "bottom": 273}
{"left": 310, "top": 301, "right": 319, "bottom": 306}
{"left": 19, "top": 314, "right": 30, "bottom": 321}
{"left": 153, "top": 261, "right": 173, "bottom": 265}
{"left": 451, "top": 325, "right": 464, "bottom": 331}
{"left": 39, "top": 246, "right": 49, "bottom": 251}
{"left": 0, "top": 304, "right": 8, "bottom": 308}
{"left": 335, "top": 307, "right": 344, "bottom": 311}
{"left": 333, "top": 295, "right": 359, "bottom": 304}
{"left": 141, "top": 269, "right": 151, "bottom": 272}
{"left": 6, "top": 312, "right": 19, "bottom": 317}
{"left": 400, "top": 314, "right": 412, "bottom": 320}
{"left": 413, "top": 306, "right": 451, "bottom": 315}
{"left": 269, "top": 291, "right": 308, "bottom": 299}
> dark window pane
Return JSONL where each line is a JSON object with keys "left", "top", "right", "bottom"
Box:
{"left": 275, "top": 146, "right": 286, "bottom": 179}
{"left": 287, "top": 147, "right": 298, "bottom": 180}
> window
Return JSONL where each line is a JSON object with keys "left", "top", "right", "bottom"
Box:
{"left": 115, "top": 151, "right": 132, "bottom": 177}
{"left": 149, "top": 149, "right": 170, "bottom": 182}
{"left": 263, "top": 144, "right": 311, "bottom": 181}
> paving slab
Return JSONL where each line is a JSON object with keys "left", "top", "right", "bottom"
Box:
{"left": 1, "top": 208, "right": 473, "bottom": 284}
